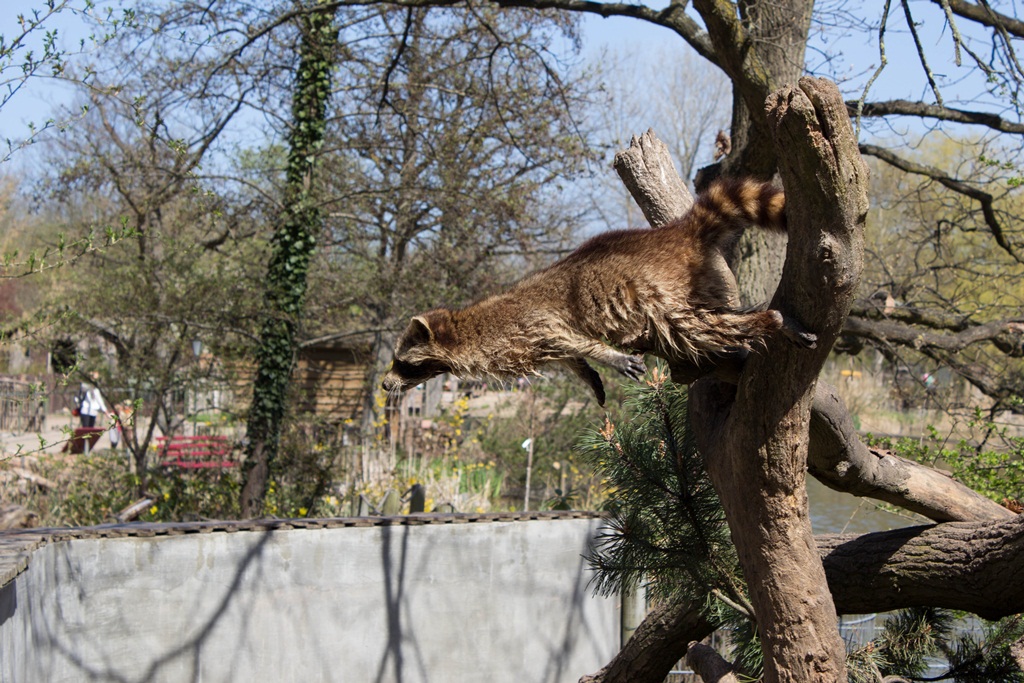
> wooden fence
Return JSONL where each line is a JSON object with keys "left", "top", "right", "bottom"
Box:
{"left": 0, "top": 378, "right": 50, "bottom": 433}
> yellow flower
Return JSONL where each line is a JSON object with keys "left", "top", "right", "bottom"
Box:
{"left": 149, "top": 505, "right": 158, "bottom": 515}
{"left": 163, "top": 492, "right": 170, "bottom": 501}
{"left": 298, "top": 507, "right": 308, "bottom": 516}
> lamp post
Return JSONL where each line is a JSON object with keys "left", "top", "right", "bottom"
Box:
{"left": 191, "top": 339, "right": 202, "bottom": 436}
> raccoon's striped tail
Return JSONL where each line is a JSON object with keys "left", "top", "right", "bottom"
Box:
{"left": 685, "top": 178, "right": 786, "bottom": 252}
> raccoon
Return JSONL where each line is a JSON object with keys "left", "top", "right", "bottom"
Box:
{"left": 382, "top": 178, "right": 816, "bottom": 405}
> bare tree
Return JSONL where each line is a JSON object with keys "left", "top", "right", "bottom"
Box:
{"left": 304, "top": 5, "right": 595, "bottom": 440}
{"left": 37, "top": 89, "right": 264, "bottom": 491}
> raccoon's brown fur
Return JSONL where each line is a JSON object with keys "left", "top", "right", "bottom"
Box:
{"left": 382, "top": 178, "right": 816, "bottom": 405}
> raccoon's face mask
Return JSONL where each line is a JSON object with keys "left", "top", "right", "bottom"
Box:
{"left": 381, "top": 357, "right": 451, "bottom": 392}
{"left": 381, "top": 312, "right": 454, "bottom": 393}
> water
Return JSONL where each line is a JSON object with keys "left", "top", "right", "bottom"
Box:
{"left": 806, "top": 476, "right": 920, "bottom": 535}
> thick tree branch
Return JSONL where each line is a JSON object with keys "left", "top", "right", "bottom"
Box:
{"left": 579, "top": 600, "right": 715, "bottom": 683}
{"left": 495, "top": 0, "right": 717, "bottom": 63}
{"left": 611, "top": 129, "right": 694, "bottom": 227}
{"left": 848, "top": 99, "right": 1024, "bottom": 134}
{"left": 809, "top": 382, "right": 1014, "bottom": 523}
{"left": 860, "top": 142, "right": 1024, "bottom": 264}
{"left": 843, "top": 312, "right": 1024, "bottom": 356}
{"left": 298, "top": 0, "right": 722, "bottom": 64}
{"left": 931, "top": 0, "right": 1024, "bottom": 38}
{"left": 820, "top": 514, "right": 1024, "bottom": 620}
{"left": 685, "top": 641, "right": 741, "bottom": 683}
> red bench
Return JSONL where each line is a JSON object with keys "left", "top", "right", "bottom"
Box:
{"left": 62, "top": 427, "right": 107, "bottom": 454}
{"left": 157, "top": 435, "right": 235, "bottom": 469}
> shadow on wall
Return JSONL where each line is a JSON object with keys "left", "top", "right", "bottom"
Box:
{"left": 3, "top": 518, "right": 618, "bottom": 683}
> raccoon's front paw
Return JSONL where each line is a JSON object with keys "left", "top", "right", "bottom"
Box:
{"left": 615, "top": 354, "right": 647, "bottom": 381}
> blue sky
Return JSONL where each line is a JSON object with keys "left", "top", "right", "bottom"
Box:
{"left": 0, "top": 1, "right": 1011, "bottom": 167}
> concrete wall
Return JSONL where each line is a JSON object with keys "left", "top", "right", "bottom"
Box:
{"left": 0, "top": 518, "right": 619, "bottom": 683}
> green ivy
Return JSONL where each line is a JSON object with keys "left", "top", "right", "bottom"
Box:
{"left": 241, "top": 2, "right": 339, "bottom": 517}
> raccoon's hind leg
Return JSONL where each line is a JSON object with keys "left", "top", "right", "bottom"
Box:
{"left": 666, "top": 309, "right": 816, "bottom": 358}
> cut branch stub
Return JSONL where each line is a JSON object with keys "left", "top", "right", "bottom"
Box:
{"left": 612, "top": 128, "right": 693, "bottom": 227}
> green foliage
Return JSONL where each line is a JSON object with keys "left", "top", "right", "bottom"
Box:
{"left": 16, "top": 450, "right": 240, "bottom": 526}
{"left": 580, "top": 369, "right": 744, "bottom": 604}
{"left": 945, "top": 616, "right": 1024, "bottom": 682}
{"left": 848, "top": 609, "right": 1024, "bottom": 683}
{"left": 867, "top": 424, "right": 1024, "bottom": 507}
{"left": 1, "top": 0, "right": 137, "bottom": 161}
{"left": 264, "top": 421, "right": 343, "bottom": 518}
{"left": 138, "top": 468, "right": 240, "bottom": 522}
{"left": 473, "top": 374, "right": 611, "bottom": 506}
{"left": 881, "top": 608, "right": 955, "bottom": 678}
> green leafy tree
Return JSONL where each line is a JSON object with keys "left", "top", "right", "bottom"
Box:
{"left": 37, "top": 89, "right": 266, "bottom": 491}
{"left": 0, "top": 0, "right": 136, "bottom": 161}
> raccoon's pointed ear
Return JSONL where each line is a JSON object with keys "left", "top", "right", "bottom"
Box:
{"left": 409, "top": 316, "right": 434, "bottom": 343}
{"left": 411, "top": 309, "right": 453, "bottom": 343}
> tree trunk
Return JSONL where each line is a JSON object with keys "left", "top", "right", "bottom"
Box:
{"left": 691, "top": 76, "right": 868, "bottom": 683}
{"left": 240, "top": 5, "right": 338, "bottom": 518}
{"left": 588, "top": 121, "right": 1014, "bottom": 683}
{"left": 579, "top": 514, "right": 1024, "bottom": 683}
{"left": 692, "top": 0, "right": 814, "bottom": 308}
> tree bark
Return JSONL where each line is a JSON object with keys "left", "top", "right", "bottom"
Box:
{"left": 820, "top": 514, "right": 1024, "bottom": 620}
{"left": 690, "top": 77, "right": 867, "bottom": 683}
{"left": 579, "top": 600, "right": 715, "bottom": 683}
{"left": 686, "top": 641, "right": 742, "bottom": 683}
{"left": 809, "top": 382, "right": 1013, "bottom": 523}
{"left": 583, "top": 107, "right": 1012, "bottom": 683}
{"left": 611, "top": 129, "right": 694, "bottom": 227}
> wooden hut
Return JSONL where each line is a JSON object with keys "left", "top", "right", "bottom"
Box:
{"left": 292, "top": 337, "right": 374, "bottom": 426}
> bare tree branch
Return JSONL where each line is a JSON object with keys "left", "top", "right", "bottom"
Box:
{"left": 931, "top": 0, "right": 1024, "bottom": 38}
{"left": 843, "top": 312, "right": 1024, "bottom": 356}
{"left": 848, "top": 99, "right": 1024, "bottom": 134}
{"left": 810, "top": 382, "right": 1015, "bottom": 523}
{"left": 901, "top": 0, "right": 945, "bottom": 106}
{"left": 860, "top": 142, "right": 1024, "bottom": 264}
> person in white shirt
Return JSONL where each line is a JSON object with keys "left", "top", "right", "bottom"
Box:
{"left": 76, "top": 377, "right": 109, "bottom": 429}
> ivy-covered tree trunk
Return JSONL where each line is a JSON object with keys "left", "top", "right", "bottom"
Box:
{"left": 240, "top": 3, "right": 338, "bottom": 518}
